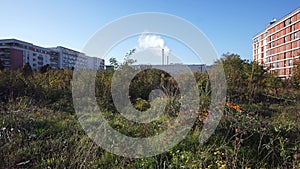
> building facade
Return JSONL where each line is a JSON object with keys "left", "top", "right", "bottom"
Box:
{"left": 87, "top": 56, "right": 105, "bottom": 70}
{"left": 0, "top": 39, "right": 104, "bottom": 71}
{"left": 51, "top": 46, "right": 88, "bottom": 70}
{"left": 0, "top": 39, "right": 51, "bottom": 70}
{"left": 253, "top": 7, "right": 300, "bottom": 78}
{"left": 132, "top": 64, "right": 207, "bottom": 74}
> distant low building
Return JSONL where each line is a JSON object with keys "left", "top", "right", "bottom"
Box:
{"left": 104, "top": 65, "right": 114, "bottom": 70}
{"left": 0, "top": 39, "right": 104, "bottom": 71}
{"left": 87, "top": 56, "right": 105, "bottom": 70}
{"left": 131, "top": 64, "right": 207, "bottom": 74}
{"left": 186, "top": 64, "right": 207, "bottom": 73}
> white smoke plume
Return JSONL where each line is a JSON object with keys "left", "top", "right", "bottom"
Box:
{"left": 137, "top": 33, "right": 170, "bottom": 56}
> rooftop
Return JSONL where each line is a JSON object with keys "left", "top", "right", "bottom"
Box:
{"left": 253, "top": 6, "right": 300, "bottom": 39}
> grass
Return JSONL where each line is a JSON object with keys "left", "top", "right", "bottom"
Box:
{"left": 0, "top": 98, "right": 299, "bottom": 169}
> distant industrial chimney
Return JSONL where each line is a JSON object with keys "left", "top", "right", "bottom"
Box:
{"left": 162, "top": 48, "right": 164, "bottom": 65}
{"left": 166, "top": 54, "right": 169, "bottom": 65}
{"left": 161, "top": 48, "right": 169, "bottom": 65}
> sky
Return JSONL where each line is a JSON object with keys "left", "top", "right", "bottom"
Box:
{"left": 1, "top": 0, "right": 300, "bottom": 65}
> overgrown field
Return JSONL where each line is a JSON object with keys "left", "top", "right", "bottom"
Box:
{"left": 0, "top": 53, "right": 300, "bottom": 168}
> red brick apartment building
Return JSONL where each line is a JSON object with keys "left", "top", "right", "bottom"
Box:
{"left": 253, "top": 7, "right": 300, "bottom": 78}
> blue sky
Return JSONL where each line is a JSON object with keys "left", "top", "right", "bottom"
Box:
{"left": 1, "top": 0, "right": 300, "bottom": 64}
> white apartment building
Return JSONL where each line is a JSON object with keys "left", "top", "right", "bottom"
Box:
{"left": 0, "top": 39, "right": 104, "bottom": 71}
{"left": 87, "top": 56, "right": 105, "bottom": 70}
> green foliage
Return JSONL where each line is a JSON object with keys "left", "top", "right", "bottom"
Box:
{"left": 0, "top": 52, "right": 300, "bottom": 168}
{"left": 0, "top": 104, "right": 95, "bottom": 168}
{"left": 216, "top": 53, "right": 297, "bottom": 105}
{"left": 1, "top": 100, "right": 299, "bottom": 168}
{"left": 40, "top": 64, "right": 51, "bottom": 73}
{"left": 134, "top": 98, "right": 150, "bottom": 111}
{"left": 21, "top": 63, "right": 33, "bottom": 77}
{"left": 109, "top": 49, "right": 137, "bottom": 71}
{"left": 122, "top": 48, "right": 136, "bottom": 66}
{"left": 292, "top": 60, "right": 300, "bottom": 89}
{"left": 109, "top": 57, "right": 119, "bottom": 70}
{"left": 0, "top": 59, "right": 4, "bottom": 71}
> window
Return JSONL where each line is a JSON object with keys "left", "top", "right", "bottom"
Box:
{"left": 284, "top": 60, "right": 287, "bottom": 67}
{"left": 292, "top": 24, "right": 295, "bottom": 31}
{"left": 265, "top": 32, "right": 268, "bottom": 37}
{"left": 289, "top": 59, "right": 293, "bottom": 66}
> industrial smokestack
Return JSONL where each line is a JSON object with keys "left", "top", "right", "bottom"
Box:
{"left": 162, "top": 48, "right": 164, "bottom": 65}
{"left": 166, "top": 54, "right": 169, "bottom": 65}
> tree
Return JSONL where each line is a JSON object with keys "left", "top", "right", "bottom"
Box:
{"left": 21, "top": 63, "right": 33, "bottom": 77}
{"left": 244, "top": 61, "right": 266, "bottom": 104}
{"left": 122, "top": 48, "right": 136, "bottom": 66}
{"left": 0, "top": 60, "right": 4, "bottom": 71}
{"left": 214, "top": 53, "right": 269, "bottom": 104}
{"left": 292, "top": 60, "right": 300, "bottom": 89}
{"left": 215, "top": 53, "right": 247, "bottom": 103}
{"left": 109, "top": 57, "right": 119, "bottom": 70}
{"left": 40, "top": 64, "right": 51, "bottom": 73}
{"left": 109, "top": 49, "right": 137, "bottom": 70}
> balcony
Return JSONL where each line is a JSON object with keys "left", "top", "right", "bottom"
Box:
{"left": 37, "top": 56, "right": 44, "bottom": 60}
{"left": 0, "top": 51, "right": 10, "bottom": 55}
